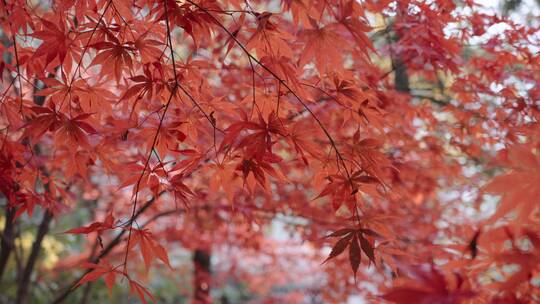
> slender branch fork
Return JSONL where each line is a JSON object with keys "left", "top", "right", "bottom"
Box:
{"left": 0, "top": 0, "right": 24, "bottom": 109}
{"left": 121, "top": 0, "right": 179, "bottom": 273}
{"left": 183, "top": 0, "right": 364, "bottom": 221}
{"left": 50, "top": 194, "right": 163, "bottom": 304}
{"left": 121, "top": 0, "right": 227, "bottom": 274}
{"left": 184, "top": 0, "right": 352, "bottom": 176}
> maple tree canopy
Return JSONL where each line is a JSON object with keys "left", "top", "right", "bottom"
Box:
{"left": 0, "top": 0, "right": 540, "bottom": 303}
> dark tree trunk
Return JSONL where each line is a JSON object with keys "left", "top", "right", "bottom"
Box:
{"left": 16, "top": 210, "right": 53, "bottom": 304}
{"left": 389, "top": 7, "right": 411, "bottom": 94}
{"left": 192, "top": 248, "right": 212, "bottom": 304}
{"left": 392, "top": 56, "right": 410, "bottom": 93}
{"left": 0, "top": 207, "right": 15, "bottom": 282}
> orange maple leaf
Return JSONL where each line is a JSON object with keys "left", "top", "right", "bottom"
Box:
{"left": 299, "top": 19, "right": 348, "bottom": 73}
{"left": 128, "top": 228, "right": 173, "bottom": 270}
{"left": 483, "top": 145, "right": 540, "bottom": 224}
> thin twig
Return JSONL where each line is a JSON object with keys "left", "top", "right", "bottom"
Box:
{"left": 185, "top": 0, "right": 353, "bottom": 186}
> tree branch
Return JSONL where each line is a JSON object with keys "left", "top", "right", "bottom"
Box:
{"left": 50, "top": 193, "right": 162, "bottom": 304}
{"left": 16, "top": 210, "right": 53, "bottom": 304}
{"left": 184, "top": 0, "right": 355, "bottom": 200}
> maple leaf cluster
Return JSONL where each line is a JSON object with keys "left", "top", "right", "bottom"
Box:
{"left": 0, "top": 0, "right": 539, "bottom": 303}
